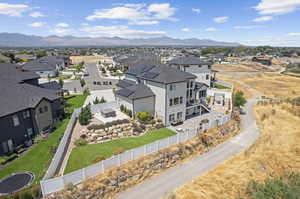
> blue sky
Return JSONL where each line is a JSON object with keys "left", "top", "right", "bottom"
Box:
{"left": 1, "top": 0, "right": 300, "bottom": 46}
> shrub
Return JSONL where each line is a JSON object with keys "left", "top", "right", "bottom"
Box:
{"left": 93, "top": 97, "right": 100, "bottom": 104}
{"left": 92, "top": 155, "right": 106, "bottom": 163}
{"left": 66, "top": 183, "right": 75, "bottom": 191}
{"left": 100, "top": 97, "right": 106, "bottom": 103}
{"left": 136, "top": 111, "right": 152, "bottom": 122}
{"left": 87, "top": 124, "right": 105, "bottom": 130}
{"left": 83, "top": 88, "right": 90, "bottom": 96}
{"left": 34, "top": 135, "right": 44, "bottom": 144}
{"left": 79, "top": 105, "right": 92, "bottom": 125}
{"left": 113, "top": 147, "right": 125, "bottom": 155}
{"left": 233, "top": 91, "right": 247, "bottom": 107}
{"left": 120, "top": 104, "right": 125, "bottom": 112}
{"left": 74, "top": 138, "right": 88, "bottom": 147}
{"left": 155, "top": 123, "right": 165, "bottom": 129}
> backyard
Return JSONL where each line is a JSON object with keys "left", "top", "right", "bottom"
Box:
{"left": 64, "top": 128, "right": 176, "bottom": 174}
{"left": 0, "top": 95, "right": 86, "bottom": 184}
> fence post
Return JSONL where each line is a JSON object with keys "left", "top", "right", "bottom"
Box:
{"left": 82, "top": 168, "right": 86, "bottom": 180}
{"left": 101, "top": 160, "right": 104, "bottom": 173}
{"left": 131, "top": 149, "right": 134, "bottom": 161}
{"left": 117, "top": 154, "right": 121, "bottom": 166}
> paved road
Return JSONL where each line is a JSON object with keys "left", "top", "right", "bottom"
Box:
{"left": 63, "top": 63, "right": 119, "bottom": 92}
{"left": 116, "top": 99, "right": 260, "bottom": 199}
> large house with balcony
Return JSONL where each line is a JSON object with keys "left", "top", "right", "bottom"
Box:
{"left": 0, "top": 63, "right": 64, "bottom": 155}
{"left": 167, "top": 56, "right": 215, "bottom": 87}
{"left": 115, "top": 63, "right": 211, "bottom": 126}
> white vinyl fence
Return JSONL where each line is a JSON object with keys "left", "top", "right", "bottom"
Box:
{"left": 42, "top": 109, "right": 81, "bottom": 180}
{"left": 40, "top": 114, "right": 230, "bottom": 196}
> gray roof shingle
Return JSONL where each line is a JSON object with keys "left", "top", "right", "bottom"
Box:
{"left": 116, "top": 84, "right": 154, "bottom": 100}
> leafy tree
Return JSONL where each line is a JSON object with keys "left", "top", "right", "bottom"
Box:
{"left": 83, "top": 88, "right": 90, "bottom": 96}
{"left": 58, "top": 78, "right": 64, "bottom": 88}
{"left": 80, "top": 79, "right": 86, "bottom": 87}
{"left": 36, "top": 50, "right": 47, "bottom": 58}
{"left": 93, "top": 97, "right": 100, "bottom": 104}
{"left": 233, "top": 91, "right": 247, "bottom": 107}
{"left": 100, "top": 97, "right": 106, "bottom": 103}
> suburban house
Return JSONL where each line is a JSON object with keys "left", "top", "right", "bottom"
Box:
{"left": 22, "top": 56, "right": 68, "bottom": 77}
{"left": 0, "top": 63, "right": 64, "bottom": 155}
{"left": 252, "top": 56, "right": 272, "bottom": 66}
{"left": 167, "top": 56, "right": 215, "bottom": 87}
{"left": 115, "top": 63, "right": 211, "bottom": 126}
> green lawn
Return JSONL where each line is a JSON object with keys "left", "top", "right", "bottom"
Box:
{"left": 213, "top": 83, "right": 230, "bottom": 89}
{"left": 64, "top": 128, "right": 176, "bottom": 174}
{"left": 0, "top": 95, "right": 86, "bottom": 184}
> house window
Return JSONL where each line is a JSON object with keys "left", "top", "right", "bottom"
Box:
{"left": 186, "top": 90, "right": 189, "bottom": 98}
{"left": 190, "top": 81, "right": 193, "bottom": 88}
{"left": 177, "top": 112, "right": 183, "bottom": 120}
{"left": 39, "top": 107, "right": 43, "bottom": 114}
{"left": 44, "top": 106, "right": 48, "bottom": 112}
{"left": 12, "top": 115, "right": 20, "bottom": 126}
{"left": 27, "top": 128, "right": 33, "bottom": 137}
{"left": 169, "top": 84, "right": 176, "bottom": 91}
{"left": 23, "top": 110, "right": 30, "bottom": 119}
{"left": 206, "top": 74, "right": 210, "bottom": 80}
{"left": 169, "top": 99, "right": 173, "bottom": 106}
{"left": 180, "top": 97, "right": 183, "bottom": 104}
{"left": 174, "top": 97, "right": 179, "bottom": 105}
{"left": 169, "top": 114, "right": 175, "bottom": 122}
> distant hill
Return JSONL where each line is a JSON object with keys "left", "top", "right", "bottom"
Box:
{"left": 0, "top": 33, "right": 241, "bottom": 47}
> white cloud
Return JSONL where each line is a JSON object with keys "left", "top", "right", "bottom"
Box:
{"left": 205, "top": 27, "right": 217, "bottom": 32}
{"left": 253, "top": 15, "right": 273, "bottom": 22}
{"left": 80, "top": 25, "right": 166, "bottom": 38}
{"left": 192, "top": 8, "right": 201, "bottom": 14}
{"left": 56, "top": 23, "right": 69, "bottom": 28}
{"left": 29, "top": 11, "right": 45, "bottom": 18}
{"left": 86, "top": 3, "right": 176, "bottom": 24}
{"left": 288, "top": 32, "right": 300, "bottom": 36}
{"left": 234, "top": 25, "right": 263, "bottom": 30}
{"left": 0, "top": 3, "right": 29, "bottom": 17}
{"left": 50, "top": 28, "right": 74, "bottom": 35}
{"left": 254, "top": 0, "right": 300, "bottom": 15}
{"left": 29, "top": 22, "right": 46, "bottom": 27}
{"left": 214, "top": 16, "right": 228, "bottom": 23}
{"left": 130, "top": 20, "right": 159, "bottom": 25}
{"left": 148, "top": 3, "right": 176, "bottom": 20}
{"left": 181, "top": 28, "right": 190, "bottom": 32}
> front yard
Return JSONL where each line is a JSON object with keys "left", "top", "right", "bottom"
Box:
{"left": 64, "top": 128, "right": 176, "bottom": 174}
{"left": 0, "top": 95, "right": 86, "bottom": 184}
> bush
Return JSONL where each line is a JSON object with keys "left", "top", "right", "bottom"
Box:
{"left": 246, "top": 172, "right": 300, "bottom": 199}
{"left": 155, "top": 123, "right": 165, "bottom": 129}
{"left": 83, "top": 88, "right": 90, "bottom": 96}
{"left": 136, "top": 111, "right": 152, "bottom": 122}
{"left": 87, "top": 124, "right": 105, "bottom": 130}
{"left": 74, "top": 138, "right": 88, "bottom": 147}
{"left": 100, "top": 97, "right": 106, "bottom": 103}
{"left": 93, "top": 97, "right": 100, "bottom": 104}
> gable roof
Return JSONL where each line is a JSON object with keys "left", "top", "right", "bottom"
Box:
{"left": 168, "top": 56, "right": 212, "bottom": 65}
{"left": 22, "top": 56, "right": 64, "bottom": 72}
{"left": 116, "top": 79, "right": 136, "bottom": 88}
{"left": 0, "top": 63, "right": 60, "bottom": 117}
{"left": 0, "top": 63, "right": 39, "bottom": 83}
{"left": 115, "top": 83, "right": 155, "bottom": 100}
{"left": 40, "top": 81, "right": 62, "bottom": 91}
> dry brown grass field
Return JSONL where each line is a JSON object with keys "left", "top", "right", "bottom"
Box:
{"left": 213, "top": 63, "right": 259, "bottom": 72}
{"left": 174, "top": 102, "right": 300, "bottom": 199}
{"left": 238, "top": 74, "right": 300, "bottom": 98}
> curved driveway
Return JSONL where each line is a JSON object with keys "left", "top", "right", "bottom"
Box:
{"left": 116, "top": 99, "right": 260, "bottom": 199}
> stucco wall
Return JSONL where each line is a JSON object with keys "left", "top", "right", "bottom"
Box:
{"left": 133, "top": 96, "right": 155, "bottom": 115}
{"left": 146, "top": 81, "right": 166, "bottom": 123}
{"left": 34, "top": 99, "right": 53, "bottom": 132}
{"left": 116, "top": 95, "right": 133, "bottom": 112}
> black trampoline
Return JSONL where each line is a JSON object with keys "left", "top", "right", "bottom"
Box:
{"left": 0, "top": 172, "right": 34, "bottom": 195}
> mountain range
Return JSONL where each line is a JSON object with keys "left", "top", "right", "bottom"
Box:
{"left": 0, "top": 33, "right": 241, "bottom": 47}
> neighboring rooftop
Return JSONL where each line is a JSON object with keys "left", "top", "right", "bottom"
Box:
{"left": 22, "top": 56, "right": 64, "bottom": 72}
{"left": 0, "top": 63, "right": 39, "bottom": 83}
{"left": 40, "top": 81, "right": 62, "bottom": 91}
{"left": 115, "top": 83, "right": 155, "bottom": 100}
